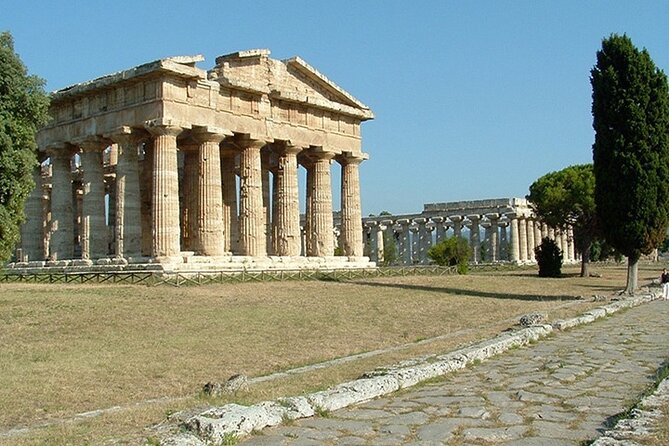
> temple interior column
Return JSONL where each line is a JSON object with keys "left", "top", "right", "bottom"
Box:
{"left": 110, "top": 127, "right": 142, "bottom": 258}
{"left": 146, "top": 122, "right": 182, "bottom": 258}
{"left": 19, "top": 164, "right": 45, "bottom": 261}
{"left": 309, "top": 150, "right": 335, "bottom": 257}
{"left": 220, "top": 148, "right": 238, "bottom": 253}
{"left": 339, "top": 153, "right": 365, "bottom": 257}
{"left": 79, "top": 140, "right": 107, "bottom": 260}
{"left": 450, "top": 215, "right": 463, "bottom": 238}
{"left": 272, "top": 142, "right": 302, "bottom": 256}
{"left": 238, "top": 137, "right": 267, "bottom": 257}
{"left": 47, "top": 147, "right": 74, "bottom": 260}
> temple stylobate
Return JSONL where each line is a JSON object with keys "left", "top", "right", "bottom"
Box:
{"left": 15, "top": 50, "right": 374, "bottom": 272}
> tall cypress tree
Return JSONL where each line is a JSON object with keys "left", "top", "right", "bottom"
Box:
{"left": 591, "top": 34, "right": 669, "bottom": 293}
{"left": 0, "top": 31, "right": 49, "bottom": 262}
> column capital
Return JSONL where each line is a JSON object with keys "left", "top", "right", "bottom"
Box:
{"left": 308, "top": 147, "right": 336, "bottom": 161}
{"left": 485, "top": 213, "right": 500, "bottom": 220}
{"left": 191, "top": 126, "right": 233, "bottom": 144}
{"left": 466, "top": 214, "right": 481, "bottom": 222}
{"left": 413, "top": 217, "right": 427, "bottom": 224}
{"left": 273, "top": 140, "right": 307, "bottom": 155}
{"left": 431, "top": 216, "right": 444, "bottom": 223}
{"left": 448, "top": 215, "right": 463, "bottom": 223}
{"left": 72, "top": 136, "right": 109, "bottom": 153}
{"left": 144, "top": 120, "right": 183, "bottom": 137}
{"left": 106, "top": 126, "right": 149, "bottom": 144}
{"left": 336, "top": 151, "right": 368, "bottom": 166}
{"left": 46, "top": 143, "right": 77, "bottom": 159}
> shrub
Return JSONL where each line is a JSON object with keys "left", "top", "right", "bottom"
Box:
{"left": 535, "top": 237, "right": 563, "bottom": 277}
{"left": 427, "top": 236, "right": 471, "bottom": 274}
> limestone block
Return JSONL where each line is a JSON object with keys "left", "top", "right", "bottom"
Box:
{"left": 277, "top": 396, "right": 315, "bottom": 419}
{"left": 307, "top": 375, "right": 400, "bottom": 412}
{"left": 160, "top": 433, "right": 206, "bottom": 446}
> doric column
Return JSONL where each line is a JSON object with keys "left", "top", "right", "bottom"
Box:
{"left": 145, "top": 121, "right": 182, "bottom": 258}
{"left": 432, "top": 216, "right": 447, "bottom": 244}
{"left": 518, "top": 216, "right": 527, "bottom": 262}
{"left": 308, "top": 150, "right": 335, "bottom": 257}
{"left": 237, "top": 137, "right": 267, "bottom": 257}
{"left": 140, "top": 141, "right": 154, "bottom": 256}
{"left": 450, "top": 215, "right": 463, "bottom": 238}
{"left": 526, "top": 218, "right": 536, "bottom": 262}
{"left": 193, "top": 127, "right": 229, "bottom": 256}
{"left": 534, "top": 221, "right": 543, "bottom": 250}
{"left": 397, "top": 219, "right": 412, "bottom": 265}
{"left": 47, "top": 147, "right": 75, "bottom": 260}
{"left": 78, "top": 139, "right": 107, "bottom": 260}
{"left": 567, "top": 227, "right": 575, "bottom": 261}
{"left": 179, "top": 144, "right": 198, "bottom": 251}
{"left": 367, "top": 221, "right": 383, "bottom": 263}
{"left": 467, "top": 214, "right": 481, "bottom": 263}
{"left": 339, "top": 153, "right": 365, "bottom": 257}
{"left": 413, "top": 218, "right": 426, "bottom": 264}
{"left": 498, "top": 219, "right": 509, "bottom": 260}
{"left": 560, "top": 230, "right": 569, "bottom": 259}
{"left": 19, "top": 164, "right": 45, "bottom": 261}
{"left": 541, "top": 222, "right": 548, "bottom": 240}
{"left": 220, "top": 148, "right": 238, "bottom": 253}
{"left": 108, "top": 127, "right": 142, "bottom": 259}
{"left": 485, "top": 213, "right": 499, "bottom": 262}
{"left": 548, "top": 226, "right": 555, "bottom": 241}
{"left": 273, "top": 142, "right": 303, "bottom": 256}
{"left": 507, "top": 213, "right": 520, "bottom": 263}
{"left": 261, "top": 150, "right": 272, "bottom": 254}
{"left": 410, "top": 222, "right": 419, "bottom": 263}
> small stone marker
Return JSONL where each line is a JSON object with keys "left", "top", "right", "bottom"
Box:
{"left": 519, "top": 313, "right": 547, "bottom": 327}
{"left": 203, "top": 374, "right": 249, "bottom": 397}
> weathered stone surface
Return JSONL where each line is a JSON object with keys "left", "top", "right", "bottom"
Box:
{"left": 520, "top": 312, "right": 547, "bottom": 326}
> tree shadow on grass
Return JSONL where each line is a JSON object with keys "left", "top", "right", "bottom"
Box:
{"left": 349, "top": 281, "right": 580, "bottom": 302}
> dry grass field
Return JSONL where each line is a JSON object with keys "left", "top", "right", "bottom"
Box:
{"left": 0, "top": 263, "right": 663, "bottom": 445}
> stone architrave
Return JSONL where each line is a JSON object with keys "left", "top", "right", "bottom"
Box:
{"left": 308, "top": 149, "right": 335, "bottom": 257}
{"left": 238, "top": 137, "right": 268, "bottom": 257}
{"left": 507, "top": 213, "right": 520, "bottom": 263}
{"left": 47, "top": 146, "right": 75, "bottom": 260}
{"left": 467, "top": 214, "right": 481, "bottom": 263}
{"left": 518, "top": 217, "right": 528, "bottom": 262}
{"left": 145, "top": 121, "right": 182, "bottom": 258}
{"left": 485, "top": 213, "right": 499, "bottom": 262}
{"left": 78, "top": 139, "right": 107, "bottom": 260}
{"left": 193, "top": 127, "right": 229, "bottom": 256}
{"left": 220, "top": 147, "right": 238, "bottom": 253}
{"left": 526, "top": 218, "right": 536, "bottom": 262}
{"left": 272, "top": 142, "right": 303, "bottom": 256}
{"left": 339, "top": 153, "right": 365, "bottom": 257}
{"left": 396, "top": 219, "right": 411, "bottom": 265}
{"left": 108, "top": 127, "right": 143, "bottom": 259}
{"left": 19, "top": 166, "right": 45, "bottom": 261}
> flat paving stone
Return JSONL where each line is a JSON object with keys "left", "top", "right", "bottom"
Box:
{"left": 239, "top": 299, "right": 669, "bottom": 445}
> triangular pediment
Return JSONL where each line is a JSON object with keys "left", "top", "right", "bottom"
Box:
{"left": 210, "top": 49, "right": 373, "bottom": 120}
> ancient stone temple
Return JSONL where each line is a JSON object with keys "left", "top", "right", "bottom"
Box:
{"left": 362, "top": 198, "right": 579, "bottom": 266}
{"left": 12, "top": 50, "right": 374, "bottom": 273}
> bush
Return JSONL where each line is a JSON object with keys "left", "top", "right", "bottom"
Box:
{"left": 427, "top": 236, "right": 471, "bottom": 274}
{"left": 535, "top": 237, "right": 563, "bottom": 277}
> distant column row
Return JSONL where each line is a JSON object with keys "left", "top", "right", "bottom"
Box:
{"left": 363, "top": 213, "right": 578, "bottom": 266}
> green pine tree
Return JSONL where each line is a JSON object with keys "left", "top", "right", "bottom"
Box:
{"left": 0, "top": 31, "right": 50, "bottom": 262}
{"left": 591, "top": 34, "right": 669, "bottom": 293}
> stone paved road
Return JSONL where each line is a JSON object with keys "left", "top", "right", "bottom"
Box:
{"left": 240, "top": 299, "right": 669, "bottom": 445}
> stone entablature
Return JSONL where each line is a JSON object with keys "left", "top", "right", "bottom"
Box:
{"left": 16, "top": 50, "right": 373, "bottom": 272}
{"left": 361, "top": 198, "right": 578, "bottom": 266}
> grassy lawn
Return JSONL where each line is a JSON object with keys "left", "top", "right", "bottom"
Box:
{"left": 0, "top": 263, "right": 662, "bottom": 445}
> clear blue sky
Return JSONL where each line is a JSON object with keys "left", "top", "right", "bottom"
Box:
{"left": 3, "top": 1, "right": 669, "bottom": 215}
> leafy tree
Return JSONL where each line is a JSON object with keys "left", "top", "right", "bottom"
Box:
{"left": 0, "top": 32, "right": 49, "bottom": 262}
{"left": 591, "top": 34, "right": 669, "bottom": 293}
{"left": 527, "top": 164, "right": 597, "bottom": 277}
{"left": 427, "top": 236, "right": 471, "bottom": 274}
{"left": 381, "top": 231, "right": 398, "bottom": 266}
{"left": 535, "top": 237, "right": 563, "bottom": 277}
